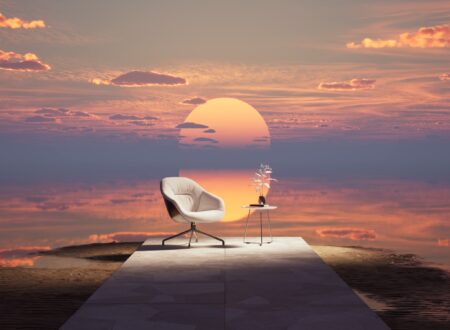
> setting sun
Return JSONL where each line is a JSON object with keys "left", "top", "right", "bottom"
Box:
{"left": 179, "top": 98, "right": 270, "bottom": 148}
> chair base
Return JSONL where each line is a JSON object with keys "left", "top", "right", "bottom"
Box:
{"left": 162, "top": 222, "right": 225, "bottom": 247}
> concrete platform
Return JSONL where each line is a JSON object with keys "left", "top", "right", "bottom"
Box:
{"left": 61, "top": 237, "right": 389, "bottom": 330}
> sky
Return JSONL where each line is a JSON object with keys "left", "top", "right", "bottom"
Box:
{"left": 1, "top": 0, "right": 449, "bottom": 144}
{"left": 0, "top": 0, "right": 450, "bottom": 176}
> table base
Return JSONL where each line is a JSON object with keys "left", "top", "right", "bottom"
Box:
{"left": 243, "top": 209, "right": 273, "bottom": 246}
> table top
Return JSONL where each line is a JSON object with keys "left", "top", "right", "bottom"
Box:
{"left": 241, "top": 204, "right": 278, "bottom": 210}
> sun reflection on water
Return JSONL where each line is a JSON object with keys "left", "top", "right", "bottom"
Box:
{"left": 179, "top": 169, "right": 263, "bottom": 222}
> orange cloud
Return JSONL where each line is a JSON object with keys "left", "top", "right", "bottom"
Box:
{"left": 439, "top": 73, "right": 450, "bottom": 81}
{"left": 318, "top": 78, "right": 376, "bottom": 91}
{"left": 437, "top": 238, "right": 449, "bottom": 247}
{"left": 0, "top": 257, "right": 37, "bottom": 267}
{"left": 316, "top": 228, "right": 377, "bottom": 241}
{"left": 0, "top": 12, "right": 45, "bottom": 29}
{"left": 0, "top": 50, "right": 50, "bottom": 71}
{"left": 90, "top": 78, "right": 110, "bottom": 85}
{"left": 0, "top": 246, "right": 50, "bottom": 267}
{"left": 181, "top": 97, "right": 207, "bottom": 105}
{"left": 347, "top": 24, "right": 450, "bottom": 49}
{"left": 92, "top": 70, "right": 187, "bottom": 87}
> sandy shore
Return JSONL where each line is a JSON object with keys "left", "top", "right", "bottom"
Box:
{"left": 0, "top": 242, "right": 448, "bottom": 329}
{"left": 314, "top": 246, "right": 450, "bottom": 329}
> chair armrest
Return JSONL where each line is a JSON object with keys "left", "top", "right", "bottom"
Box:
{"left": 197, "top": 191, "right": 224, "bottom": 212}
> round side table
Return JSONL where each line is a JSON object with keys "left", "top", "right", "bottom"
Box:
{"left": 241, "top": 205, "right": 277, "bottom": 245}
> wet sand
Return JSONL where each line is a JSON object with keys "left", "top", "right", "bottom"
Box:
{"left": 314, "top": 246, "right": 450, "bottom": 329}
{"left": 0, "top": 242, "right": 448, "bottom": 329}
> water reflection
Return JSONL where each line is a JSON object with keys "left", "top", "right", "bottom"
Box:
{"left": 0, "top": 172, "right": 448, "bottom": 267}
{"left": 179, "top": 169, "right": 259, "bottom": 221}
{"left": 0, "top": 246, "right": 49, "bottom": 267}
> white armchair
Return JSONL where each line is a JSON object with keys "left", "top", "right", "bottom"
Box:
{"left": 160, "top": 177, "right": 225, "bottom": 246}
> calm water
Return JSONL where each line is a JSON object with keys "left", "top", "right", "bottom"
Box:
{"left": 0, "top": 169, "right": 449, "bottom": 268}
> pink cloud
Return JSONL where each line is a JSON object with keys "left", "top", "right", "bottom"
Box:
{"left": 0, "top": 50, "right": 50, "bottom": 72}
{"left": 0, "top": 12, "right": 45, "bottom": 29}
{"left": 109, "top": 114, "right": 158, "bottom": 122}
{"left": 181, "top": 97, "right": 207, "bottom": 105}
{"left": 318, "top": 78, "right": 376, "bottom": 91}
{"left": 35, "top": 108, "right": 70, "bottom": 117}
{"left": 36, "top": 202, "right": 70, "bottom": 211}
{"left": 25, "top": 115, "right": 57, "bottom": 123}
{"left": 33, "top": 108, "right": 92, "bottom": 119}
{"left": 439, "top": 73, "right": 450, "bottom": 81}
{"left": 72, "top": 111, "right": 91, "bottom": 117}
{"left": 347, "top": 24, "right": 450, "bottom": 49}
{"left": 316, "top": 228, "right": 377, "bottom": 241}
{"left": 93, "top": 70, "right": 187, "bottom": 87}
{"left": 129, "top": 121, "right": 154, "bottom": 127}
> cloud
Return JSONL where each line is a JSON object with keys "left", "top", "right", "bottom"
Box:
{"left": 316, "top": 228, "right": 377, "bottom": 240}
{"left": 0, "top": 246, "right": 50, "bottom": 257}
{"left": 88, "top": 231, "right": 172, "bottom": 243}
{"left": 110, "top": 199, "right": 134, "bottom": 205}
{"left": 35, "top": 108, "right": 70, "bottom": 117}
{"left": 129, "top": 121, "right": 154, "bottom": 127}
{"left": 176, "top": 122, "right": 209, "bottom": 129}
{"left": 0, "top": 12, "right": 45, "bottom": 29}
{"left": 318, "top": 78, "right": 376, "bottom": 91}
{"left": 25, "top": 196, "right": 49, "bottom": 203}
{"left": 204, "top": 128, "right": 216, "bottom": 133}
{"left": 109, "top": 114, "right": 156, "bottom": 125}
{"left": 90, "top": 78, "right": 110, "bottom": 85}
{"left": 0, "top": 246, "right": 50, "bottom": 267}
{"left": 25, "top": 115, "right": 56, "bottom": 123}
{"left": 437, "top": 238, "right": 448, "bottom": 247}
{"left": 36, "top": 202, "right": 70, "bottom": 211}
{"left": 439, "top": 73, "right": 450, "bottom": 81}
{"left": 0, "top": 50, "right": 50, "bottom": 72}
{"left": 34, "top": 108, "right": 91, "bottom": 118}
{"left": 72, "top": 111, "right": 91, "bottom": 117}
{"left": 194, "top": 137, "right": 218, "bottom": 143}
{"left": 109, "top": 114, "right": 141, "bottom": 120}
{"left": 347, "top": 24, "right": 450, "bottom": 49}
{"left": 93, "top": 70, "right": 187, "bottom": 87}
{"left": 181, "top": 97, "right": 206, "bottom": 105}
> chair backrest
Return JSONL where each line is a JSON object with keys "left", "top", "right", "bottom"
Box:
{"left": 160, "top": 177, "right": 203, "bottom": 220}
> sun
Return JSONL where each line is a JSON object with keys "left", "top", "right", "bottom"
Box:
{"left": 179, "top": 98, "right": 270, "bottom": 148}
